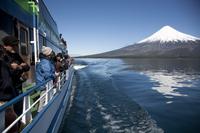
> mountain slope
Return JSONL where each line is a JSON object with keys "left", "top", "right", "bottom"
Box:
{"left": 139, "top": 26, "right": 199, "bottom": 43}
{"left": 87, "top": 26, "right": 200, "bottom": 58}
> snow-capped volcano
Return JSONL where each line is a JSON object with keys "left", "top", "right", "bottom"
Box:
{"left": 86, "top": 25, "right": 200, "bottom": 58}
{"left": 139, "top": 26, "right": 200, "bottom": 43}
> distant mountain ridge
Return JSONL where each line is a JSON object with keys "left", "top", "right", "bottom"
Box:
{"left": 87, "top": 26, "right": 200, "bottom": 58}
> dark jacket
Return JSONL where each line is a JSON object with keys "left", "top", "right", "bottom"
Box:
{"left": 4, "top": 52, "right": 30, "bottom": 91}
{"left": 0, "top": 60, "right": 17, "bottom": 101}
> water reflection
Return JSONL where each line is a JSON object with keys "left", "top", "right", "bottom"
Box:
{"left": 122, "top": 58, "right": 200, "bottom": 103}
{"left": 145, "top": 72, "right": 190, "bottom": 97}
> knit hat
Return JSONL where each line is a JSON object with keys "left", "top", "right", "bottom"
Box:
{"left": 42, "top": 46, "right": 52, "bottom": 56}
{"left": 2, "top": 36, "right": 19, "bottom": 46}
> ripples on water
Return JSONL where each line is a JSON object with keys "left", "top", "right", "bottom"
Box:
{"left": 60, "top": 58, "right": 200, "bottom": 133}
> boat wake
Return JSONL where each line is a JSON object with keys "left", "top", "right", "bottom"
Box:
{"left": 63, "top": 62, "right": 164, "bottom": 133}
{"left": 73, "top": 64, "right": 88, "bottom": 70}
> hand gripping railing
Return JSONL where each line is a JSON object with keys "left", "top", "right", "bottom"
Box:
{"left": 0, "top": 69, "right": 70, "bottom": 133}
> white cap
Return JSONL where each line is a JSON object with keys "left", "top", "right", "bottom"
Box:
{"left": 42, "top": 46, "right": 52, "bottom": 56}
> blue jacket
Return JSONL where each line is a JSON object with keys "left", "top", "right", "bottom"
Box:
{"left": 36, "top": 57, "right": 55, "bottom": 89}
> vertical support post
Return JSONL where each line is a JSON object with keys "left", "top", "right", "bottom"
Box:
{"left": 48, "top": 80, "right": 54, "bottom": 100}
{"left": 65, "top": 69, "right": 69, "bottom": 80}
{"left": 22, "top": 97, "right": 27, "bottom": 124}
{"left": 22, "top": 95, "right": 32, "bottom": 124}
{"left": 31, "top": 0, "right": 39, "bottom": 64}
{"left": 58, "top": 76, "right": 61, "bottom": 90}
{"left": 33, "top": 27, "right": 38, "bottom": 63}
{"left": 45, "top": 82, "right": 49, "bottom": 105}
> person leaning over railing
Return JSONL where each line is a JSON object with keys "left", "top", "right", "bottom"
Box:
{"left": 55, "top": 53, "right": 64, "bottom": 73}
{"left": 63, "top": 54, "right": 74, "bottom": 69}
{"left": 35, "top": 46, "right": 56, "bottom": 112}
{"left": 2, "top": 36, "right": 30, "bottom": 117}
{"left": 63, "top": 55, "right": 70, "bottom": 67}
{"left": 0, "top": 45, "right": 18, "bottom": 133}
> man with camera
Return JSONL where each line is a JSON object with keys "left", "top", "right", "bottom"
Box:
{"left": 2, "top": 36, "right": 30, "bottom": 116}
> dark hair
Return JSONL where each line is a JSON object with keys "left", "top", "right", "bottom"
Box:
{"left": 2, "top": 36, "right": 19, "bottom": 46}
{"left": 0, "top": 45, "right": 5, "bottom": 58}
{"left": 56, "top": 53, "right": 63, "bottom": 58}
{"left": 64, "top": 54, "right": 69, "bottom": 59}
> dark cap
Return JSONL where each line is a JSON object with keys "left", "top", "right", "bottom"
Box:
{"left": 2, "top": 36, "right": 19, "bottom": 46}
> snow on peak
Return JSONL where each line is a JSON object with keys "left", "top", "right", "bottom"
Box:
{"left": 138, "top": 25, "right": 200, "bottom": 43}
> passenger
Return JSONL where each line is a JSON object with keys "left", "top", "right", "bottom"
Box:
{"left": 55, "top": 53, "right": 64, "bottom": 73}
{"left": 0, "top": 45, "right": 18, "bottom": 133}
{"left": 63, "top": 54, "right": 70, "bottom": 69}
{"left": 68, "top": 55, "right": 73, "bottom": 66}
{"left": 2, "top": 36, "right": 30, "bottom": 116}
{"left": 55, "top": 53, "right": 69, "bottom": 85}
{"left": 63, "top": 54, "right": 72, "bottom": 80}
{"left": 36, "top": 46, "right": 56, "bottom": 86}
{"left": 70, "top": 57, "right": 74, "bottom": 65}
{"left": 36, "top": 46, "right": 56, "bottom": 112}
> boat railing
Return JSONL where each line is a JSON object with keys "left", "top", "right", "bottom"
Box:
{"left": 0, "top": 67, "right": 73, "bottom": 133}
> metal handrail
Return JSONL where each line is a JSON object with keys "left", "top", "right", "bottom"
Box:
{"left": 0, "top": 68, "right": 71, "bottom": 133}
{"left": 0, "top": 78, "right": 52, "bottom": 112}
{"left": 2, "top": 84, "right": 54, "bottom": 133}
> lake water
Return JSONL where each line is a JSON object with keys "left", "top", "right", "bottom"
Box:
{"left": 60, "top": 58, "right": 200, "bottom": 133}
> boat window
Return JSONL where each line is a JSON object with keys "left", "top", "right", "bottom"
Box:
{"left": 29, "top": 28, "right": 33, "bottom": 43}
{"left": 20, "top": 27, "right": 28, "bottom": 55}
{"left": 29, "top": 29, "right": 35, "bottom": 65}
{"left": 39, "top": 34, "right": 46, "bottom": 46}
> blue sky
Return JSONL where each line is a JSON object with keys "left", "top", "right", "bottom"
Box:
{"left": 44, "top": 0, "right": 200, "bottom": 56}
